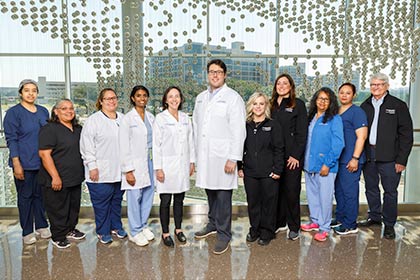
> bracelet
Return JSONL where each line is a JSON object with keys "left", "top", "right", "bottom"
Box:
{"left": 352, "top": 156, "right": 360, "bottom": 160}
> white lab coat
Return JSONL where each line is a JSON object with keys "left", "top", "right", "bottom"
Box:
{"left": 193, "top": 84, "right": 246, "bottom": 190}
{"left": 80, "top": 111, "right": 124, "bottom": 183}
{"left": 152, "top": 110, "right": 195, "bottom": 194}
{"left": 119, "top": 108, "right": 155, "bottom": 190}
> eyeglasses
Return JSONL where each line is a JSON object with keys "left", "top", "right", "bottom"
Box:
{"left": 317, "top": 97, "right": 330, "bottom": 103}
{"left": 370, "top": 83, "right": 386, "bottom": 87}
{"left": 208, "top": 70, "right": 224, "bottom": 76}
{"left": 103, "top": 96, "right": 118, "bottom": 101}
{"left": 57, "top": 107, "right": 75, "bottom": 111}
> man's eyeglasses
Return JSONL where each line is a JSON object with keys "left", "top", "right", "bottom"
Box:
{"left": 208, "top": 70, "right": 224, "bottom": 76}
{"left": 370, "top": 83, "right": 386, "bottom": 87}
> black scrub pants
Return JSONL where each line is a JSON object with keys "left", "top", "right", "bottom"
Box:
{"left": 244, "top": 176, "right": 279, "bottom": 241}
{"left": 43, "top": 185, "right": 81, "bottom": 242}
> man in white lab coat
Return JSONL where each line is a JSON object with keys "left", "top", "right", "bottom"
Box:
{"left": 193, "top": 59, "right": 246, "bottom": 255}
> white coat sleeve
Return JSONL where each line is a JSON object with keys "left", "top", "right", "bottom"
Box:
{"left": 119, "top": 115, "right": 135, "bottom": 173}
{"left": 228, "top": 95, "right": 246, "bottom": 161}
{"left": 80, "top": 117, "right": 98, "bottom": 171}
{"left": 152, "top": 115, "right": 164, "bottom": 170}
{"left": 188, "top": 116, "right": 196, "bottom": 163}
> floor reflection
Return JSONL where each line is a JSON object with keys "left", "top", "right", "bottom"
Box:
{"left": 1, "top": 215, "right": 420, "bottom": 279}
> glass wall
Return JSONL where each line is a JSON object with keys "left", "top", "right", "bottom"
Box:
{"left": 1, "top": 0, "right": 419, "bottom": 206}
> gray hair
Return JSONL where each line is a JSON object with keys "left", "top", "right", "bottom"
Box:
{"left": 369, "top": 73, "right": 389, "bottom": 84}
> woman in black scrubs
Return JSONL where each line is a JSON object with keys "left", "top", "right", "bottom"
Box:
{"left": 270, "top": 74, "right": 308, "bottom": 240}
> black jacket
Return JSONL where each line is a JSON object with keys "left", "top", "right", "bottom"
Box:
{"left": 361, "top": 92, "right": 413, "bottom": 165}
{"left": 271, "top": 97, "right": 308, "bottom": 161}
{"left": 238, "top": 118, "right": 285, "bottom": 178}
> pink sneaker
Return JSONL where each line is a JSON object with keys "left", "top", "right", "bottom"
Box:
{"left": 300, "top": 223, "right": 320, "bottom": 232}
{"left": 314, "top": 231, "right": 329, "bottom": 242}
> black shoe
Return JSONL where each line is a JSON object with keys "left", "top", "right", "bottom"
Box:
{"left": 174, "top": 230, "right": 187, "bottom": 243}
{"left": 257, "top": 238, "right": 271, "bottom": 246}
{"left": 213, "top": 239, "right": 230, "bottom": 255}
{"left": 52, "top": 239, "right": 71, "bottom": 249}
{"left": 246, "top": 233, "right": 259, "bottom": 242}
{"left": 66, "top": 229, "right": 86, "bottom": 240}
{"left": 383, "top": 226, "right": 396, "bottom": 240}
{"left": 194, "top": 227, "right": 217, "bottom": 239}
{"left": 357, "top": 218, "right": 382, "bottom": 227}
{"left": 162, "top": 235, "right": 174, "bottom": 247}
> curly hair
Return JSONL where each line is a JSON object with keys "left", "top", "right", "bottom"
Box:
{"left": 307, "top": 87, "right": 339, "bottom": 124}
{"left": 270, "top": 73, "right": 296, "bottom": 112}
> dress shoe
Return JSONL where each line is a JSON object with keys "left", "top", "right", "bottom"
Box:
{"left": 174, "top": 230, "right": 187, "bottom": 243}
{"left": 383, "top": 225, "right": 396, "bottom": 240}
{"left": 162, "top": 235, "right": 174, "bottom": 247}
{"left": 246, "top": 233, "right": 259, "bottom": 242}
{"left": 357, "top": 218, "right": 382, "bottom": 227}
{"left": 257, "top": 238, "right": 271, "bottom": 246}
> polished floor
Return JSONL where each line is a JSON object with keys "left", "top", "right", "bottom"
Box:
{"left": 1, "top": 214, "right": 420, "bottom": 280}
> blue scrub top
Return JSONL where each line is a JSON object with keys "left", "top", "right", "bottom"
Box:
{"left": 339, "top": 104, "right": 368, "bottom": 164}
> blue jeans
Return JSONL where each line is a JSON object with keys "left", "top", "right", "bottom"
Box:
{"left": 87, "top": 181, "right": 124, "bottom": 235}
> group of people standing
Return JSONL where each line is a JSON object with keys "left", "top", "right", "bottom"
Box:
{"left": 4, "top": 59, "right": 413, "bottom": 255}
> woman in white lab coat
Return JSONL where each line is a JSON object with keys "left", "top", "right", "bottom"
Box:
{"left": 119, "top": 85, "right": 155, "bottom": 247}
{"left": 153, "top": 86, "right": 195, "bottom": 247}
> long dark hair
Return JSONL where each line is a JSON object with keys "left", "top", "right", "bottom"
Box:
{"left": 162, "top": 86, "right": 184, "bottom": 110}
{"left": 130, "top": 85, "right": 150, "bottom": 107}
{"left": 49, "top": 98, "right": 80, "bottom": 127}
{"left": 270, "top": 73, "right": 296, "bottom": 112}
{"left": 308, "top": 87, "right": 339, "bottom": 124}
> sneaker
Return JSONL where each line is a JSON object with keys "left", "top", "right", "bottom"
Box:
{"left": 330, "top": 219, "right": 342, "bottom": 229}
{"left": 142, "top": 228, "right": 155, "bottom": 241}
{"left": 246, "top": 233, "right": 259, "bottom": 242}
{"left": 67, "top": 229, "right": 86, "bottom": 240}
{"left": 383, "top": 225, "right": 396, "bottom": 240}
{"left": 275, "top": 225, "right": 288, "bottom": 234}
{"left": 97, "top": 234, "right": 113, "bottom": 244}
{"left": 23, "top": 233, "right": 37, "bottom": 245}
{"left": 194, "top": 227, "right": 217, "bottom": 239}
{"left": 334, "top": 225, "right": 359, "bottom": 235}
{"left": 35, "top": 228, "right": 52, "bottom": 239}
{"left": 52, "top": 239, "right": 71, "bottom": 249}
{"left": 130, "top": 232, "right": 149, "bottom": 246}
{"left": 288, "top": 230, "right": 300, "bottom": 241}
{"left": 357, "top": 218, "right": 382, "bottom": 227}
{"left": 213, "top": 239, "right": 230, "bottom": 255}
{"left": 314, "top": 231, "right": 329, "bottom": 242}
{"left": 111, "top": 228, "right": 128, "bottom": 239}
{"left": 300, "top": 223, "right": 320, "bottom": 232}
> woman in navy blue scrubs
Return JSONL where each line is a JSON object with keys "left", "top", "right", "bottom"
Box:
{"left": 333, "top": 83, "right": 368, "bottom": 235}
{"left": 4, "top": 79, "right": 51, "bottom": 245}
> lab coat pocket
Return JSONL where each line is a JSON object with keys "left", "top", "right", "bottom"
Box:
{"left": 133, "top": 159, "right": 150, "bottom": 188}
{"left": 96, "top": 160, "right": 110, "bottom": 179}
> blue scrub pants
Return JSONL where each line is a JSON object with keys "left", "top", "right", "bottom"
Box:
{"left": 335, "top": 163, "right": 362, "bottom": 229}
{"left": 127, "top": 154, "right": 154, "bottom": 236}
{"left": 14, "top": 170, "right": 49, "bottom": 236}
{"left": 305, "top": 171, "right": 336, "bottom": 232}
{"left": 87, "top": 181, "right": 124, "bottom": 236}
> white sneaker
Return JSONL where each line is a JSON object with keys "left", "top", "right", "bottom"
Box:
{"left": 130, "top": 232, "right": 149, "bottom": 246}
{"left": 35, "top": 228, "right": 52, "bottom": 239}
{"left": 23, "top": 233, "right": 37, "bottom": 245}
{"left": 142, "top": 228, "right": 155, "bottom": 241}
